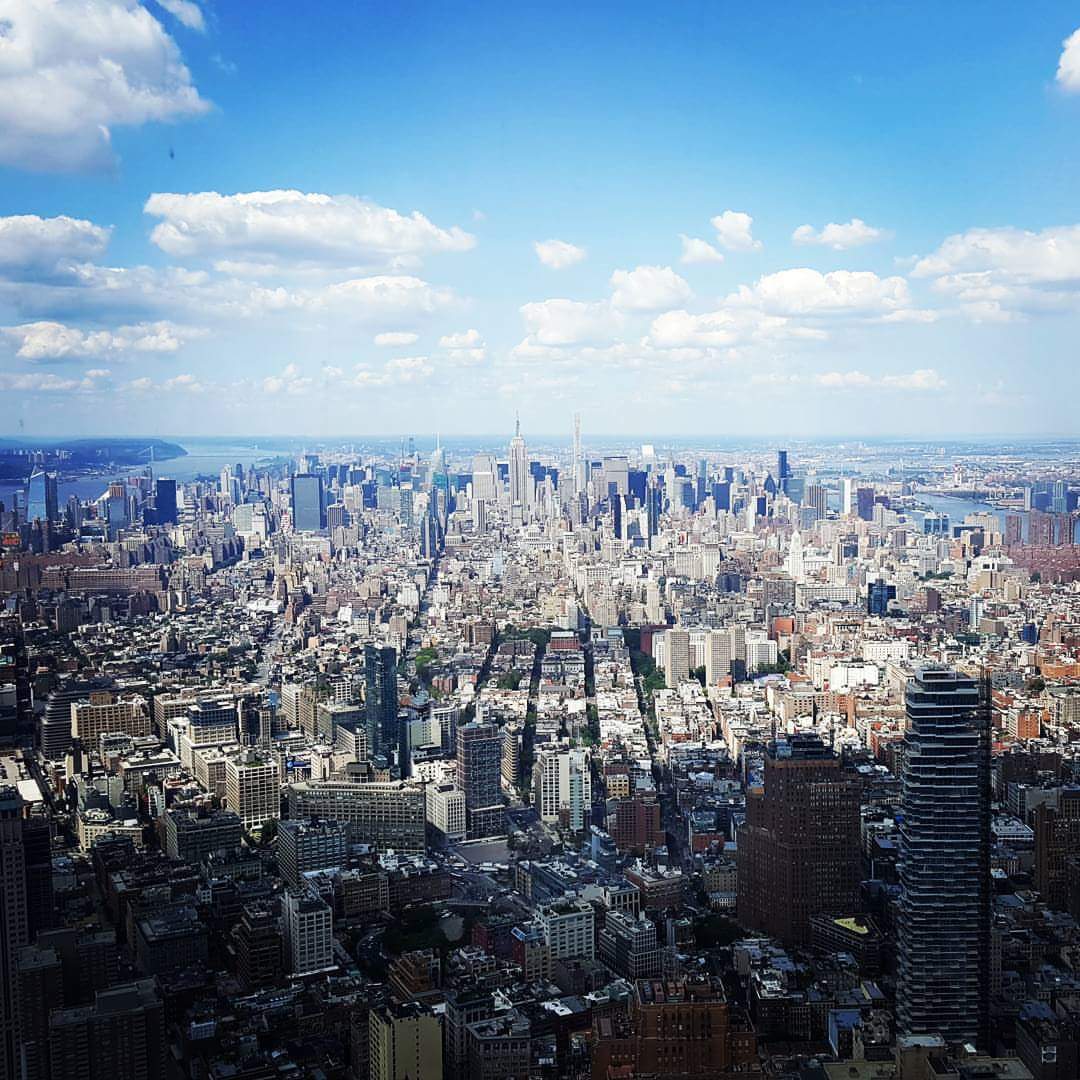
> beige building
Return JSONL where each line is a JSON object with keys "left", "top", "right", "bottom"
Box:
{"left": 72, "top": 692, "right": 151, "bottom": 746}
{"left": 369, "top": 1002, "right": 443, "bottom": 1080}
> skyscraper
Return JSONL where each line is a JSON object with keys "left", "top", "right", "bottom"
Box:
{"left": 25, "top": 470, "right": 58, "bottom": 523}
{"left": 153, "top": 478, "right": 177, "bottom": 525}
{"left": 0, "top": 787, "right": 29, "bottom": 1080}
{"left": 291, "top": 473, "right": 325, "bottom": 532}
{"left": 364, "top": 644, "right": 398, "bottom": 763}
{"left": 776, "top": 449, "right": 790, "bottom": 495}
{"left": 897, "top": 667, "right": 990, "bottom": 1047}
{"left": 737, "top": 733, "right": 861, "bottom": 945}
{"left": 457, "top": 721, "right": 503, "bottom": 837}
{"left": 508, "top": 417, "right": 529, "bottom": 514}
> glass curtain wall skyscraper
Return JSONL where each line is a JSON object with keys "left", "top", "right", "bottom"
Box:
{"left": 897, "top": 667, "right": 991, "bottom": 1047}
{"left": 26, "top": 469, "right": 58, "bottom": 523}
{"left": 291, "top": 473, "right": 325, "bottom": 532}
{"left": 364, "top": 644, "right": 398, "bottom": 765}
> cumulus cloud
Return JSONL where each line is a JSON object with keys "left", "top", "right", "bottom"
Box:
{"left": 711, "top": 210, "right": 762, "bottom": 251}
{"left": 1057, "top": 28, "right": 1080, "bottom": 92}
{"left": 609, "top": 265, "right": 692, "bottom": 312}
{"left": 2, "top": 319, "right": 200, "bottom": 361}
{"left": 374, "top": 331, "right": 419, "bottom": 347}
{"left": 749, "top": 367, "right": 947, "bottom": 392}
{"left": 519, "top": 299, "right": 622, "bottom": 347}
{"left": 881, "top": 368, "right": 947, "bottom": 390}
{"left": 438, "top": 328, "right": 486, "bottom": 365}
{"left": 145, "top": 190, "right": 476, "bottom": 269}
{"left": 262, "top": 364, "right": 310, "bottom": 395}
{"left": 679, "top": 235, "right": 724, "bottom": 264}
{"left": 0, "top": 371, "right": 90, "bottom": 393}
{"left": 913, "top": 224, "right": 1080, "bottom": 282}
{"left": 438, "top": 328, "right": 482, "bottom": 349}
{"left": 792, "top": 218, "right": 884, "bottom": 250}
{"left": 727, "top": 267, "right": 911, "bottom": 316}
{"left": 534, "top": 239, "right": 586, "bottom": 269}
{"left": 350, "top": 356, "right": 434, "bottom": 387}
{"left": 387, "top": 355, "right": 433, "bottom": 381}
{"left": 913, "top": 223, "right": 1080, "bottom": 318}
{"left": 0, "top": 215, "right": 111, "bottom": 278}
{"left": 163, "top": 371, "right": 203, "bottom": 392}
{"left": 154, "top": 0, "right": 205, "bottom": 31}
{"left": 0, "top": 0, "right": 209, "bottom": 172}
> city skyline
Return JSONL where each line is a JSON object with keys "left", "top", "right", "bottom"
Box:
{"left": 1, "top": 2, "right": 1080, "bottom": 437}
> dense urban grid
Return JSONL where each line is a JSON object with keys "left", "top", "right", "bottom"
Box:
{"left": 1, "top": 428, "right": 1080, "bottom": 1080}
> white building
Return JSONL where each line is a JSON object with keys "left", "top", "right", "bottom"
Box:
{"left": 539, "top": 898, "right": 595, "bottom": 961}
{"left": 282, "top": 886, "right": 334, "bottom": 975}
{"left": 426, "top": 781, "right": 466, "bottom": 843}
{"left": 534, "top": 747, "right": 592, "bottom": 832}
{"left": 225, "top": 751, "right": 279, "bottom": 831}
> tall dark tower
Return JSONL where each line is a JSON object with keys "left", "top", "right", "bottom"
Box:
{"left": 0, "top": 787, "right": 29, "bottom": 1080}
{"left": 776, "top": 449, "right": 791, "bottom": 495}
{"left": 897, "top": 667, "right": 991, "bottom": 1047}
{"left": 364, "top": 644, "right": 398, "bottom": 764}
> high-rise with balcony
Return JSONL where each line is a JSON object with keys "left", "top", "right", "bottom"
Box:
{"left": 897, "top": 667, "right": 990, "bottom": 1047}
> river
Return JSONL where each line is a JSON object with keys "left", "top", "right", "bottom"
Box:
{"left": 917, "top": 494, "right": 1080, "bottom": 543}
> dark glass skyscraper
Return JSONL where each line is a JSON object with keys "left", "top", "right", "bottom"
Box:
{"left": 867, "top": 578, "right": 896, "bottom": 617}
{"left": 776, "top": 449, "right": 790, "bottom": 495}
{"left": 364, "top": 644, "right": 398, "bottom": 763}
{"left": 26, "top": 469, "right": 57, "bottom": 523}
{"left": 153, "top": 478, "right": 177, "bottom": 524}
{"left": 897, "top": 667, "right": 990, "bottom": 1047}
{"left": 291, "top": 473, "right": 325, "bottom": 532}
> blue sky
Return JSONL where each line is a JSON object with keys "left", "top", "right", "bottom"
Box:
{"left": 1, "top": 0, "right": 1079, "bottom": 438}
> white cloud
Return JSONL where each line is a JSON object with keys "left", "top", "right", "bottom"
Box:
{"left": 648, "top": 309, "right": 744, "bottom": 349}
{"left": 679, "top": 235, "right": 724, "bottom": 264}
{"left": 913, "top": 224, "right": 1080, "bottom": 283}
{"left": 438, "top": 328, "right": 482, "bottom": 349}
{"left": 815, "top": 370, "right": 873, "bottom": 388}
{"left": 913, "top": 224, "right": 1080, "bottom": 318}
{"left": 387, "top": 355, "right": 433, "bottom": 381}
{"left": 710, "top": 210, "right": 762, "bottom": 251}
{"left": 881, "top": 368, "right": 947, "bottom": 390}
{"left": 1057, "top": 28, "right": 1080, "bottom": 92}
{"left": 534, "top": 239, "right": 586, "bottom": 270}
{"left": 350, "top": 356, "right": 434, "bottom": 387}
{"left": 374, "top": 331, "right": 419, "bottom": 347}
{"left": 0, "top": 371, "right": 90, "bottom": 393}
{"left": 520, "top": 298, "right": 621, "bottom": 346}
{"left": 262, "top": 364, "right": 310, "bottom": 395}
{"left": 154, "top": 0, "right": 205, "bottom": 31}
{"left": 0, "top": 0, "right": 209, "bottom": 172}
{"left": 728, "top": 267, "right": 911, "bottom": 316}
{"left": 164, "top": 371, "right": 203, "bottom": 392}
{"left": 0, "top": 215, "right": 111, "bottom": 278}
{"left": 610, "top": 265, "right": 692, "bottom": 312}
{"left": 438, "top": 328, "right": 486, "bottom": 365}
{"left": 792, "top": 218, "right": 884, "bottom": 250}
{"left": 145, "top": 190, "right": 476, "bottom": 268}
{"left": 2, "top": 319, "right": 200, "bottom": 361}
{"left": 751, "top": 367, "right": 948, "bottom": 392}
